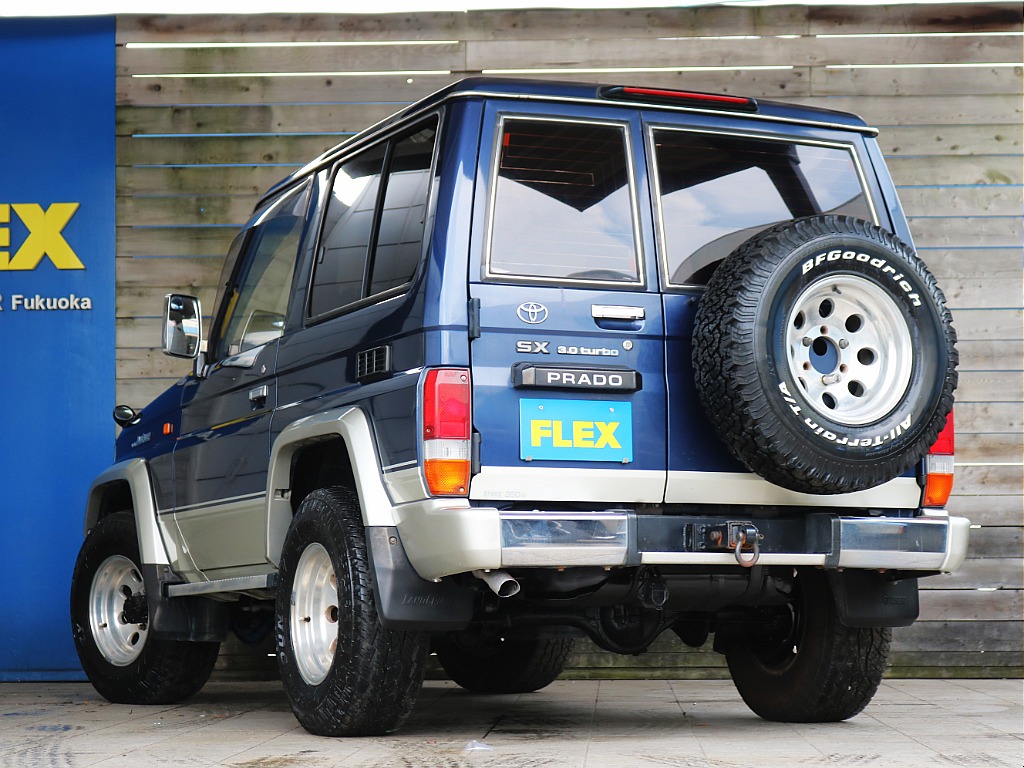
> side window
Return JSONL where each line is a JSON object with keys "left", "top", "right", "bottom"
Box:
{"left": 309, "top": 117, "right": 438, "bottom": 318}
{"left": 486, "top": 118, "right": 640, "bottom": 284}
{"left": 310, "top": 145, "right": 386, "bottom": 316}
{"left": 652, "top": 130, "right": 874, "bottom": 285}
{"left": 213, "top": 181, "right": 310, "bottom": 360}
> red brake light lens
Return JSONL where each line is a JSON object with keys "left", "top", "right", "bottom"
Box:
{"left": 923, "top": 409, "right": 955, "bottom": 508}
{"left": 930, "top": 412, "right": 955, "bottom": 455}
{"left": 601, "top": 85, "right": 758, "bottom": 112}
{"left": 422, "top": 368, "right": 471, "bottom": 496}
{"left": 423, "top": 368, "right": 471, "bottom": 440}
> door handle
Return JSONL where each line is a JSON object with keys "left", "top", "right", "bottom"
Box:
{"left": 592, "top": 304, "right": 645, "bottom": 321}
{"left": 249, "top": 384, "right": 268, "bottom": 407}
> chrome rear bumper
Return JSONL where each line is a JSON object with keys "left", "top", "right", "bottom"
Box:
{"left": 396, "top": 502, "right": 969, "bottom": 580}
{"left": 499, "top": 511, "right": 969, "bottom": 572}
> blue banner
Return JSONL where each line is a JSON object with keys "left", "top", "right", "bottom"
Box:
{"left": 0, "top": 17, "right": 115, "bottom": 680}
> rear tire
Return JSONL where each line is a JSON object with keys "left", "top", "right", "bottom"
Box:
{"left": 725, "top": 568, "right": 890, "bottom": 722}
{"left": 70, "top": 512, "right": 219, "bottom": 704}
{"left": 275, "top": 487, "right": 428, "bottom": 736}
{"left": 435, "top": 631, "right": 574, "bottom": 694}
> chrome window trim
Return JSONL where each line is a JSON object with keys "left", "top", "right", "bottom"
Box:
{"left": 482, "top": 113, "right": 646, "bottom": 289}
{"left": 646, "top": 124, "right": 880, "bottom": 290}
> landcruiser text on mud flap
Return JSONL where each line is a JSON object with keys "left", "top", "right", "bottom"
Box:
{"left": 72, "top": 78, "right": 966, "bottom": 736}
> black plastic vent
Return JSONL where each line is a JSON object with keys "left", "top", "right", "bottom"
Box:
{"left": 357, "top": 345, "right": 392, "bottom": 382}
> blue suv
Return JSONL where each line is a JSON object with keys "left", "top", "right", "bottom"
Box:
{"left": 72, "top": 78, "right": 965, "bottom": 736}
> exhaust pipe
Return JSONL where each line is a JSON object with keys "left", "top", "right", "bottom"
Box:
{"left": 473, "top": 569, "right": 520, "bottom": 598}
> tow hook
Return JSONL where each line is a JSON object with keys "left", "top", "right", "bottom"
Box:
{"left": 705, "top": 522, "right": 762, "bottom": 567}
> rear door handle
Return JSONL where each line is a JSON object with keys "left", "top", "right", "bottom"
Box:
{"left": 592, "top": 304, "right": 645, "bottom": 321}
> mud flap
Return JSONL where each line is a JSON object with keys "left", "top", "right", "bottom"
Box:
{"left": 827, "top": 570, "right": 919, "bottom": 628}
{"left": 366, "top": 527, "right": 475, "bottom": 630}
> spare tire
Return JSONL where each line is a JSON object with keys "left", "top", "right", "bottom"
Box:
{"left": 693, "top": 215, "right": 957, "bottom": 495}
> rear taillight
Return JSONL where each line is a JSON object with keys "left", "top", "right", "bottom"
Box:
{"left": 422, "top": 368, "right": 471, "bottom": 496}
{"left": 923, "top": 410, "right": 955, "bottom": 508}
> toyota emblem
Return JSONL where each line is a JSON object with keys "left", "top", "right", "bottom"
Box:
{"left": 516, "top": 302, "right": 549, "bottom": 324}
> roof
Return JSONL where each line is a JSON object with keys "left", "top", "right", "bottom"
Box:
{"left": 262, "top": 75, "right": 874, "bottom": 203}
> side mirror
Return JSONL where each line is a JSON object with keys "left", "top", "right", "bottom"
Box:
{"left": 162, "top": 294, "right": 202, "bottom": 359}
{"left": 113, "top": 404, "right": 141, "bottom": 427}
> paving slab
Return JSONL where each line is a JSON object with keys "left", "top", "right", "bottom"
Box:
{"left": 1, "top": 679, "right": 1020, "bottom": 768}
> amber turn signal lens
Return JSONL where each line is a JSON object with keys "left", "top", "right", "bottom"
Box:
{"left": 424, "top": 458, "right": 470, "bottom": 496}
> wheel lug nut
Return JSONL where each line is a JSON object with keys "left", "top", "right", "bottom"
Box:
{"left": 802, "top": 337, "right": 813, "bottom": 347}
{"left": 822, "top": 373, "right": 841, "bottom": 385}
{"left": 839, "top": 339, "right": 849, "bottom": 349}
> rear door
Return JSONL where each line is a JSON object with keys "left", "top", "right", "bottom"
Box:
{"left": 468, "top": 103, "right": 666, "bottom": 505}
{"left": 644, "top": 116, "right": 881, "bottom": 500}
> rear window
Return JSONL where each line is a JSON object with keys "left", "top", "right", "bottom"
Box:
{"left": 486, "top": 118, "right": 641, "bottom": 284}
{"left": 652, "top": 129, "right": 874, "bottom": 285}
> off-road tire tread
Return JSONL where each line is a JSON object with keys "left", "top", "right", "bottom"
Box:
{"left": 726, "top": 569, "right": 891, "bottom": 722}
{"left": 436, "top": 635, "right": 575, "bottom": 694}
{"left": 70, "top": 511, "right": 219, "bottom": 705}
{"left": 275, "top": 487, "right": 428, "bottom": 737}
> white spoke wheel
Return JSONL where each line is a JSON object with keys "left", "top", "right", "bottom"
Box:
{"left": 694, "top": 215, "right": 957, "bottom": 495}
{"left": 89, "top": 555, "right": 148, "bottom": 666}
{"left": 275, "top": 487, "right": 428, "bottom": 737}
{"left": 290, "top": 543, "right": 340, "bottom": 686}
{"left": 70, "top": 511, "right": 220, "bottom": 705}
{"left": 787, "top": 275, "right": 913, "bottom": 425}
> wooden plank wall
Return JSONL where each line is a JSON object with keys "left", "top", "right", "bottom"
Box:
{"left": 115, "top": 3, "right": 1023, "bottom": 679}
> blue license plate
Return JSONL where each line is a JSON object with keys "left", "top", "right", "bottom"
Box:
{"left": 519, "top": 399, "right": 633, "bottom": 463}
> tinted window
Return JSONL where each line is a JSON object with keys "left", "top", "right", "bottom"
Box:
{"left": 310, "top": 145, "right": 386, "bottom": 317}
{"left": 653, "top": 130, "right": 873, "bottom": 285}
{"left": 310, "top": 117, "right": 438, "bottom": 318}
{"left": 371, "top": 125, "right": 436, "bottom": 295}
{"left": 488, "top": 119, "right": 640, "bottom": 283}
{"left": 214, "top": 182, "right": 310, "bottom": 359}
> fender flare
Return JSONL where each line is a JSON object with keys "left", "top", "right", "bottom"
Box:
{"left": 266, "top": 406, "right": 398, "bottom": 567}
{"left": 85, "top": 458, "right": 171, "bottom": 567}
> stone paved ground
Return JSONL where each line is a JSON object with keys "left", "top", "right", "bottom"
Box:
{"left": 1, "top": 679, "right": 1020, "bottom": 767}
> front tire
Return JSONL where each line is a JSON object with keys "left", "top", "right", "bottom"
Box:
{"left": 725, "top": 568, "right": 890, "bottom": 722}
{"left": 70, "top": 512, "right": 219, "bottom": 704}
{"left": 275, "top": 487, "right": 428, "bottom": 736}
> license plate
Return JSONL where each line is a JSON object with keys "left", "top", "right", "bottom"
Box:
{"left": 519, "top": 398, "right": 633, "bottom": 463}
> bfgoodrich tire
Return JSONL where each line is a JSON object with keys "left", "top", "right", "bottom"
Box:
{"left": 435, "top": 632, "right": 574, "bottom": 694}
{"left": 275, "top": 487, "right": 428, "bottom": 737}
{"left": 725, "top": 568, "right": 890, "bottom": 722}
{"left": 694, "top": 215, "right": 957, "bottom": 494}
{"left": 70, "top": 512, "right": 219, "bottom": 704}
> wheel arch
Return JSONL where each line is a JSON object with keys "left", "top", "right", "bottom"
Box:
{"left": 266, "top": 406, "right": 398, "bottom": 567}
{"left": 85, "top": 459, "right": 170, "bottom": 567}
